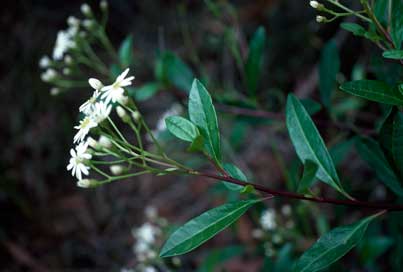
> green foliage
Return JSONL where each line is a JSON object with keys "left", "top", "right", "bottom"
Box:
{"left": 380, "top": 107, "right": 403, "bottom": 177}
{"left": 297, "top": 160, "right": 318, "bottom": 193}
{"left": 160, "top": 199, "right": 260, "bottom": 257}
{"left": 340, "top": 80, "right": 403, "bottom": 105}
{"left": 128, "top": 82, "right": 161, "bottom": 101}
{"left": 118, "top": 35, "right": 134, "bottom": 67}
{"left": 383, "top": 49, "right": 403, "bottom": 60}
{"left": 293, "top": 214, "right": 381, "bottom": 272}
{"left": 221, "top": 163, "right": 247, "bottom": 191}
{"left": 155, "top": 51, "right": 194, "bottom": 92}
{"left": 165, "top": 116, "right": 200, "bottom": 142}
{"left": 355, "top": 137, "right": 403, "bottom": 196}
{"left": 197, "top": 246, "right": 244, "bottom": 272}
{"left": 286, "top": 94, "right": 345, "bottom": 194}
{"left": 319, "top": 40, "right": 339, "bottom": 108}
{"left": 391, "top": 0, "right": 403, "bottom": 49}
{"left": 189, "top": 79, "right": 222, "bottom": 163}
{"left": 245, "top": 26, "right": 266, "bottom": 97}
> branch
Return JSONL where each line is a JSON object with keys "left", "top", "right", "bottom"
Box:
{"left": 196, "top": 171, "right": 403, "bottom": 211}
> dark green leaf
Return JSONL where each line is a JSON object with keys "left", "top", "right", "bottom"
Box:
{"left": 119, "top": 35, "right": 133, "bottom": 67}
{"left": 379, "top": 107, "right": 403, "bottom": 177}
{"left": 297, "top": 160, "right": 319, "bottom": 193}
{"left": 391, "top": 0, "right": 403, "bottom": 49}
{"left": 221, "top": 163, "right": 247, "bottom": 191}
{"left": 197, "top": 246, "right": 244, "bottom": 272}
{"left": 189, "top": 79, "right": 221, "bottom": 162}
{"left": 301, "top": 98, "right": 322, "bottom": 115}
{"left": 187, "top": 134, "right": 204, "bottom": 152}
{"left": 319, "top": 40, "right": 340, "bottom": 108}
{"left": 160, "top": 199, "right": 260, "bottom": 257}
{"left": 355, "top": 137, "right": 403, "bottom": 196}
{"left": 383, "top": 49, "right": 403, "bottom": 60}
{"left": 128, "top": 82, "right": 160, "bottom": 101}
{"left": 293, "top": 214, "right": 381, "bottom": 272}
{"left": 340, "top": 80, "right": 403, "bottom": 105}
{"left": 165, "top": 116, "right": 199, "bottom": 142}
{"left": 155, "top": 51, "right": 194, "bottom": 92}
{"left": 245, "top": 26, "right": 266, "bottom": 96}
{"left": 358, "top": 236, "right": 394, "bottom": 264}
{"left": 286, "top": 94, "right": 344, "bottom": 194}
{"left": 340, "top": 22, "right": 366, "bottom": 36}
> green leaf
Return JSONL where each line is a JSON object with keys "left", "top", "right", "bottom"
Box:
{"left": 245, "top": 26, "right": 266, "bottom": 96}
{"left": 297, "top": 160, "right": 319, "bottom": 193}
{"left": 340, "top": 22, "right": 366, "bottom": 36}
{"left": 160, "top": 199, "right": 260, "bottom": 257}
{"left": 221, "top": 163, "right": 247, "bottom": 191}
{"left": 286, "top": 94, "right": 344, "bottom": 194}
{"left": 128, "top": 82, "right": 160, "bottom": 101}
{"left": 391, "top": 0, "right": 403, "bottom": 49}
{"left": 293, "top": 214, "right": 381, "bottom": 272}
{"left": 383, "top": 49, "right": 403, "bottom": 60}
{"left": 118, "top": 35, "right": 133, "bottom": 67}
{"left": 355, "top": 137, "right": 403, "bottom": 196}
{"left": 301, "top": 98, "right": 322, "bottom": 115}
{"left": 319, "top": 40, "right": 340, "bottom": 108}
{"left": 340, "top": 80, "right": 403, "bottom": 105}
{"left": 187, "top": 134, "right": 204, "bottom": 152}
{"left": 189, "top": 79, "right": 221, "bottom": 162}
{"left": 197, "top": 246, "right": 244, "bottom": 272}
{"left": 165, "top": 116, "right": 200, "bottom": 142}
{"left": 380, "top": 107, "right": 403, "bottom": 177}
{"left": 155, "top": 51, "right": 194, "bottom": 92}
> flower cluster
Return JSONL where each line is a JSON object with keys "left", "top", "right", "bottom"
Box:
{"left": 39, "top": 1, "right": 110, "bottom": 95}
{"left": 66, "top": 69, "right": 134, "bottom": 183}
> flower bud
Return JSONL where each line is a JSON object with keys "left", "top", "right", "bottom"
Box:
{"left": 131, "top": 111, "right": 141, "bottom": 122}
{"left": 39, "top": 55, "right": 51, "bottom": 68}
{"left": 88, "top": 78, "right": 104, "bottom": 90}
{"left": 316, "top": 15, "right": 327, "bottom": 23}
{"left": 110, "top": 165, "right": 124, "bottom": 175}
{"left": 41, "top": 69, "right": 57, "bottom": 82}
{"left": 310, "top": 1, "right": 319, "bottom": 8}
{"left": 100, "top": 0, "right": 108, "bottom": 10}
{"left": 63, "top": 68, "right": 71, "bottom": 75}
{"left": 67, "top": 16, "right": 80, "bottom": 27}
{"left": 81, "top": 3, "right": 92, "bottom": 16}
{"left": 50, "top": 88, "right": 60, "bottom": 96}
{"left": 77, "top": 179, "right": 97, "bottom": 188}
{"left": 117, "top": 94, "right": 129, "bottom": 105}
{"left": 116, "top": 106, "right": 130, "bottom": 122}
{"left": 64, "top": 55, "right": 73, "bottom": 65}
{"left": 98, "top": 135, "right": 112, "bottom": 149}
{"left": 87, "top": 137, "right": 98, "bottom": 148}
{"left": 82, "top": 19, "right": 95, "bottom": 30}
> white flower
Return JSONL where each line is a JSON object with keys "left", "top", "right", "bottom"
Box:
{"left": 88, "top": 78, "right": 104, "bottom": 90}
{"left": 98, "top": 135, "right": 112, "bottom": 149}
{"left": 101, "top": 68, "right": 134, "bottom": 104}
{"left": 67, "top": 142, "right": 92, "bottom": 180}
{"left": 50, "top": 88, "right": 60, "bottom": 96}
{"left": 310, "top": 1, "right": 319, "bottom": 8}
{"left": 53, "top": 30, "right": 76, "bottom": 60}
{"left": 74, "top": 116, "right": 97, "bottom": 143}
{"left": 133, "top": 223, "right": 159, "bottom": 244}
{"left": 260, "top": 209, "right": 276, "bottom": 231}
{"left": 110, "top": 165, "right": 124, "bottom": 175}
{"left": 143, "top": 267, "right": 157, "bottom": 272}
{"left": 81, "top": 3, "right": 91, "bottom": 16}
{"left": 90, "top": 102, "right": 112, "bottom": 123}
{"left": 39, "top": 55, "right": 51, "bottom": 68}
{"left": 316, "top": 15, "right": 327, "bottom": 23}
{"left": 67, "top": 16, "right": 80, "bottom": 27}
{"left": 64, "top": 55, "right": 73, "bottom": 65}
{"left": 41, "top": 68, "right": 57, "bottom": 82}
{"left": 79, "top": 90, "right": 100, "bottom": 115}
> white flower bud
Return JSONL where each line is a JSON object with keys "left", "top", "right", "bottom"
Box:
{"left": 50, "top": 88, "right": 60, "bottom": 96}
{"left": 79, "top": 31, "right": 87, "bottom": 38}
{"left": 81, "top": 3, "right": 92, "bottom": 16}
{"left": 100, "top": 0, "right": 108, "bottom": 10}
{"left": 67, "top": 16, "right": 80, "bottom": 27}
{"left": 145, "top": 206, "right": 158, "bottom": 220}
{"left": 77, "top": 179, "right": 97, "bottom": 188}
{"left": 82, "top": 19, "right": 94, "bottom": 29}
{"left": 281, "top": 205, "right": 291, "bottom": 216}
{"left": 64, "top": 55, "right": 73, "bottom": 65}
{"left": 63, "top": 68, "right": 71, "bottom": 75}
{"left": 41, "top": 69, "right": 57, "bottom": 82}
{"left": 39, "top": 55, "right": 51, "bottom": 68}
{"left": 117, "top": 94, "right": 129, "bottom": 105}
{"left": 310, "top": 1, "right": 319, "bottom": 9}
{"left": 110, "top": 165, "right": 124, "bottom": 175}
{"left": 86, "top": 137, "right": 98, "bottom": 148}
{"left": 316, "top": 15, "right": 327, "bottom": 23}
{"left": 131, "top": 111, "right": 141, "bottom": 121}
{"left": 98, "top": 135, "right": 112, "bottom": 149}
{"left": 88, "top": 78, "right": 104, "bottom": 90}
{"left": 116, "top": 106, "right": 127, "bottom": 119}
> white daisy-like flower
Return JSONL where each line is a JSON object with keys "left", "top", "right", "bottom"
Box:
{"left": 39, "top": 55, "right": 51, "bottom": 68}
{"left": 79, "top": 90, "right": 100, "bottom": 115}
{"left": 74, "top": 116, "right": 97, "bottom": 143}
{"left": 101, "top": 68, "right": 134, "bottom": 104}
{"left": 53, "top": 30, "right": 76, "bottom": 60}
{"left": 67, "top": 142, "right": 92, "bottom": 180}
{"left": 260, "top": 209, "right": 276, "bottom": 231}
{"left": 90, "top": 101, "right": 112, "bottom": 123}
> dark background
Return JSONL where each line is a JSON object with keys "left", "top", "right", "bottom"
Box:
{"left": 0, "top": 0, "right": 369, "bottom": 271}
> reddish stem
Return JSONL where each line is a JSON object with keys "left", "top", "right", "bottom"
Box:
{"left": 197, "top": 171, "right": 403, "bottom": 211}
